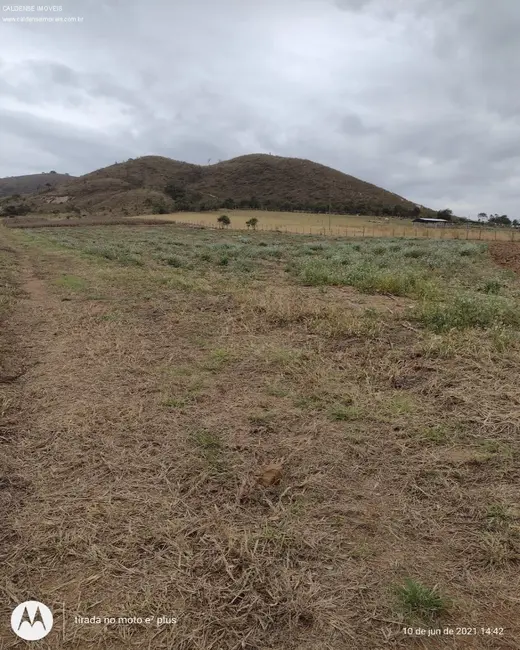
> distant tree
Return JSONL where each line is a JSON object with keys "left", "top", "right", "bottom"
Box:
{"left": 411, "top": 206, "right": 421, "bottom": 218}
{"left": 477, "top": 212, "right": 488, "bottom": 221}
{"left": 49, "top": 170, "right": 57, "bottom": 174}
{"left": 488, "top": 214, "right": 511, "bottom": 226}
{"left": 246, "top": 217, "right": 258, "bottom": 230}
{"left": 437, "top": 208, "right": 454, "bottom": 221}
{"left": 164, "top": 183, "right": 186, "bottom": 201}
{"left": 2, "top": 203, "right": 30, "bottom": 217}
{"left": 249, "top": 196, "right": 260, "bottom": 209}
{"left": 513, "top": 219, "right": 519, "bottom": 227}
{"left": 221, "top": 197, "right": 235, "bottom": 210}
{"left": 217, "top": 214, "right": 231, "bottom": 227}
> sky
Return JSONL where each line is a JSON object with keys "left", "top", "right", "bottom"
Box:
{"left": 0, "top": 0, "right": 518, "bottom": 217}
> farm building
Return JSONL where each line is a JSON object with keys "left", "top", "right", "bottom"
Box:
{"left": 412, "top": 218, "right": 450, "bottom": 227}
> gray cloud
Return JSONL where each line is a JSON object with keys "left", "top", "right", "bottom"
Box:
{"left": 0, "top": 0, "right": 519, "bottom": 217}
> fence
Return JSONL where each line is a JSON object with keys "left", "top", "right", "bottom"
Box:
{"left": 4, "top": 215, "right": 520, "bottom": 243}
{"left": 181, "top": 219, "right": 520, "bottom": 243}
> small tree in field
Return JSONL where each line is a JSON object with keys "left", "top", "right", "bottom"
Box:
{"left": 246, "top": 217, "right": 258, "bottom": 230}
{"left": 218, "top": 214, "right": 231, "bottom": 228}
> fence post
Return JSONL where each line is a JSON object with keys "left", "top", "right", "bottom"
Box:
{"left": 495, "top": 229, "right": 497, "bottom": 240}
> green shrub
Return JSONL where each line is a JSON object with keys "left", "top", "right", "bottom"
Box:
{"left": 415, "top": 294, "right": 520, "bottom": 331}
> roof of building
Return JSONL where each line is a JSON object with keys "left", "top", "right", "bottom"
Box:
{"left": 413, "top": 218, "right": 450, "bottom": 223}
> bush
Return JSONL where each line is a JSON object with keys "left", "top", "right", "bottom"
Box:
{"left": 246, "top": 217, "right": 258, "bottom": 230}
{"left": 217, "top": 214, "right": 231, "bottom": 227}
{"left": 2, "top": 203, "right": 31, "bottom": 217}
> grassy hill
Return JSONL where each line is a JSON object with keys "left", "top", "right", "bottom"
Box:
{"left": 0, "top": 172, "right": 73, "bottom": 198}
{"left": 5, "top": 155, "right": 433, "bottom": 218}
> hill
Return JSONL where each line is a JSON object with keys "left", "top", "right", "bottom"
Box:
{"left": 5, "top": 155, "right": 432, "bottom": 218}
{"left": 0, "top": 171, "right": 73, "bottom": 198}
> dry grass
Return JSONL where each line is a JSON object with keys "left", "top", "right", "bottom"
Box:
{"left": 133, "top": 209, "right": 520, "bottom": 243}
{"left": 1, "top": 224, "right": 520, "bottom": 648}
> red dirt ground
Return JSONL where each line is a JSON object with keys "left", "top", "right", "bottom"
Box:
{"left": 489, "top": 242, "right": 520, "bottom": 273}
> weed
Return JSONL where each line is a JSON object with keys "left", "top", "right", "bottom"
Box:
{"left": 396, "top": 579, "right": 449, "bottom": 620}
{"left": 328, "top": 404, "right": 363, "bottom": 421}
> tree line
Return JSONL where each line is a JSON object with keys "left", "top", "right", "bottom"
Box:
{"left": 163, "top": 183, "right": 429, "bottom": 218}
{"left": 477, "top": 213, "right": 518, "bottom": 226}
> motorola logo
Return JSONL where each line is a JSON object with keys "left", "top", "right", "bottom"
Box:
{"left": 11, "top": 601, "right": 53, "bottom": 641}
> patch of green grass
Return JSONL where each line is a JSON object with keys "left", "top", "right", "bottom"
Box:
{"left": 479, "top": 439, "right": 514, "bottom": 461}
{"left": 385, "top": 394, "right": 416, "bottom": 416}
{"left": 327, "top": 404, "right": 364, "bottom": 421}
{"left": 415, "top": 294, "right": 520, "bottom": 332}
{"left": 163, "top": 255, "right": 184, "bottom": 267}
{"left": 395, "top": 579, "right": 449, "bottom": 620}
{"left": 98, "top": 311, "right": 123, "bottom": 322}
{"left": 202, "top": 348, "right": 232, "bottom": 372}
{"left": 263, "top": 380, "right": 290, "bottom": 398}
{"left": 191, "top": 429, "right": 226, "bottom": 471}
{"left": 480, "top": 279, "right": 502, "bottom": 294}
{"left": 419, "top": 425, "right": 449, "bottom": 444}
{"left": 162, "top": 397, "right": 189, "bottom": 408}
{"left": 485, "top": 504, "right": 514, "bottom": 531}
{"left": 54, "top": 274, "right": 87, "bottom": 291}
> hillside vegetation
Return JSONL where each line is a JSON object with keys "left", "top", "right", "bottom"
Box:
{"left": 0, "top": 171, "right": 73, "bottom": 198}
{"left": 16, "top": 154, "right": 432, "bottom": 218}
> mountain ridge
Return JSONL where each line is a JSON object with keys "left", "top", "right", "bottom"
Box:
{"left": 0, "top": 154, "right": 433, "bottom": 218}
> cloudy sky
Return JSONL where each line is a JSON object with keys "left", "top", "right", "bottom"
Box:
{"left": 0, "top": 0, "right": 518, "bottom": 216}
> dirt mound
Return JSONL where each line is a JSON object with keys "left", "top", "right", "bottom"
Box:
{"left": 489, "top": 242, "right": 520, "bottom": 273}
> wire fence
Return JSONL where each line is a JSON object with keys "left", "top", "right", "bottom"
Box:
{"left": 183, "top": 220, "right": 520, "bottom": 243}
{"left": 4, "top": 215, "right": 520, "bottom": 243}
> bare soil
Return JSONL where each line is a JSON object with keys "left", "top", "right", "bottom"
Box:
{"left": 489, "top": 242, "right": 520, "bottom": 273}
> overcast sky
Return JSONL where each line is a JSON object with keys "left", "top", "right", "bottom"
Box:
{"left": 1, "top": 0, "right": 518, "bottom": 216}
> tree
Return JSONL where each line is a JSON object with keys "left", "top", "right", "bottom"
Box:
{"left": 246, "top": 217, "right": 258, "bottom": 230}
{"left": 513, "top": 219, "right": 519, "bottom": 227}
{"left": 477, "top": 212, "right": 488, "bottom": 221}
{"left": 217, "top": 214, "right": 231, "bottom": 227}
{"left": 221, "top": 197, "right": 235, "bottom": 210}
{"left": 437, "top": 208, "right": 453, "bottom": 221}
{"left": 488, "top": 214, "right": 511, "bottom": 226}
{"left": 164, "top": 183, "right": 186, "bottom": 201}
{"left": 2, "top": 203, "right": 30, "bottom": 217}
{"left": 411, "top": 206, "right": 421, "bottom": 218}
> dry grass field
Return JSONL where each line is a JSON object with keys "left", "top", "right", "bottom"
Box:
{"left": 1, "top": 223, "right": 520, "bottom": 649}
{"left": 132, "top": 209, "right": 520, "bottom": 242}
